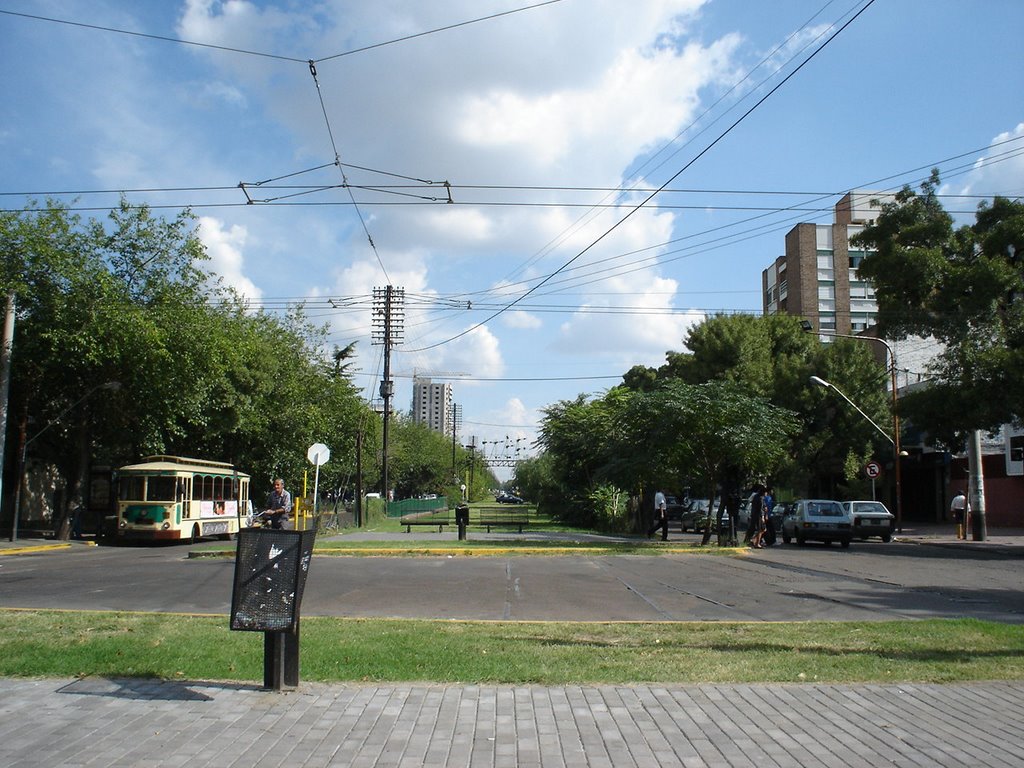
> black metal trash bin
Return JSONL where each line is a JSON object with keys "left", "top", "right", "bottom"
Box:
{"left": 455, "top": 503, "right": 469, "bottom": 540}
{"left": 230, "top": 528, "right": 316, "bottom": 689}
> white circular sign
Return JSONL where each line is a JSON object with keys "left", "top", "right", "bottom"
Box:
{"left": 865, "top": 460, "right": 881, "bottom": 479}
{"left": 307, "top": 442, "right": 330, "bottom": 466}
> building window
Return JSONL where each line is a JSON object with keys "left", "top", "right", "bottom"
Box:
{"left": 850, "top": 279, "right": 870, "bottom": 298}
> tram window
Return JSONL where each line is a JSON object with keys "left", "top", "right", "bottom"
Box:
{"left": 120, "top": 477, "right": 145, "bottom": 501}
{"left": 147, "top": 477, "right": 177, "bottom": 501}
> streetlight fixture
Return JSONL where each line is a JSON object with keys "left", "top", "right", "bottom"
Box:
{"left": 802, "top": 321, "right": 903, "bottom": 532}
{"left": 9, "top": 381, "right": 121, "bottom": 542}
{"left": 810, "top": 375, "right": 892, "bottom": 444}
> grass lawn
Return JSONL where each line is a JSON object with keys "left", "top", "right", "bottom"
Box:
{"left": 1, "top": 609, "right": 1021, "bottom": 685}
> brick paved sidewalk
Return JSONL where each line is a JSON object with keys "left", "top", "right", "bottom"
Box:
{"left": 2, "top": 678, "right": 1022, "bottom": 767}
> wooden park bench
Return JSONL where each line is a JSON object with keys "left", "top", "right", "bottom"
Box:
{"left": 398, "top": 512, "right": 452, "bottom": 532}
{"left": 475, "top": 505, "right": 531, "bottom": 532}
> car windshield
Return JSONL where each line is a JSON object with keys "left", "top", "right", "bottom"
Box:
{"left": 806, "top": 501, "right": 844, "bottom": 517}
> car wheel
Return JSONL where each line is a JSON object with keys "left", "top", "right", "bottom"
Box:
{"left": 796, "top": 534, "right": 805, "bottom": 546}
{"left": 841, "top": 539, "right": 850, "bottom": 549}
{"left": 881, "top": 534, "right": 891, "bottom": 543}
{"left": 782, "top": 531, "right": 791, "bottom": 544}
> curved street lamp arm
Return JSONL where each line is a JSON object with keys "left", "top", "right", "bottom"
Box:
{"left": 810, "top": 376, "right": 894, "bottom": 445}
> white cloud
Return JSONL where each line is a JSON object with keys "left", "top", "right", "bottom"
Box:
{"left": 957, "top": 123, "right": 1024, "bottom": 199}
{"left": 197, "top": 216, "right": 262, "bottom": 299}
{"left": 430, "top": 324, "right": 505, "bottom": 380}
{"left": 503, "top": 311, "right": 542, "bottom": 330}
{"left": 455, "top": 36, "right": 739, "bottom": 171}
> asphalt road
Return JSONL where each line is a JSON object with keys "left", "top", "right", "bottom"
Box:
{"left": 2, "top": 537, "right": 1022, "bottom": 622}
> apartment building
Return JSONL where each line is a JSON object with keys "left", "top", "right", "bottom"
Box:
{"left": 762, "top": 191, "right": 891, "bottom": 334}
{"left": 411, "top": 377, "right": 452, "bottom": 435}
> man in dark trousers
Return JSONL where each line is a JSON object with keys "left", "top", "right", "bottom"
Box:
{"left": 647, "top": 490, "right": 668, "bottom": 541}
{"left": 265, "top": 478, "right": 293, "bottom": 529}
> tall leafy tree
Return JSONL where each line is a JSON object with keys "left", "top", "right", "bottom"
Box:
{"left": 0, "top": 200, "right": 376, "bottom": 533}
{"left": 621, "top": 380, "right": 799, "bottom": 539}
{"left": 628, "top": 313, "right": 892, "bottom": 496}
{"left": 853, "top": 171, "right": 1024, "bottom": 441}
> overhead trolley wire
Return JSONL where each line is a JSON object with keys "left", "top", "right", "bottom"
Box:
{"left": 404, "top": 0, "right": 880, "bottom": 353}
{"left": 312, "top": 1, "right": 564, "bottom": 64}
{"left": 0, "top": 8, "right": 307, "bottom": 62}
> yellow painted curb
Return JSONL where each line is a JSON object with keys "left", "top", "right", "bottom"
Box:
{"left": 0, "top": 543, "right": 72, "bottom": 555}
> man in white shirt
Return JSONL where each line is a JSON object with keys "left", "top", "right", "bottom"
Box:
{"left": 648, "top": 490, "right": 668, "bottom": 541}
{"left": 950, "top": 489, "right": 968, "bottom": 540}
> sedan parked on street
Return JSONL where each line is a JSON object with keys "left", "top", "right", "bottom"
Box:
{"left": 781, "top": 499, "right": 853, "bottom": 548}
{"left": 679, "top": 499, "right": 713, "bottom": 532}
{"left": 842, "top": 500, "right": 895, "bottom": 542}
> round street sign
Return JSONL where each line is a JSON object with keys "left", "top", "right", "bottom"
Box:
{"left": 307, "top": 442, "right": 330, "bottom": 466}
{"left": 865, "top": 460, "right": 882, "bottom": 479}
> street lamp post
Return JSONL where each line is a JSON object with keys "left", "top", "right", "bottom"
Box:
{"left": 9, "top": 381, "right": 120, "bottom": 542}
{"left": 810, "top": 373, "right": 903, "bottom": 532}
{"left": 802, "top": 323, "right": 903, "bottom": 532}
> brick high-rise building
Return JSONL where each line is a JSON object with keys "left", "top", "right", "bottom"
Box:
{"left": 762, "top": 191, "right": 892, "bottom": 335}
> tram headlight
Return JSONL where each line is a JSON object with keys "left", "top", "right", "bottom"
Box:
{"left": 161, "top": 522, "right": 170, "bottom": 530}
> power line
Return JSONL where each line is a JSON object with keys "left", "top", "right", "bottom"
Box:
{"left": 0, "top": 8, "right": 306, "bottom": 62}
{"left": 404, "top": 0, "right": 880, "bottom": 352}
{"left": 5, "top": 136, "right": 1020, "bottom": 211}
{"left": 314, "top": 1, "right": 564, "bottom": 64}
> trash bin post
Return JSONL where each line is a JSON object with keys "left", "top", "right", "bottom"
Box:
{"left": 263, "top": 628, "right": 300, "bottom": 690}
{"left": 456, "top": 503, "right": 469, "bottom": 540}
{"left": 230, "top": 528, "right": 316, "bottom": 691}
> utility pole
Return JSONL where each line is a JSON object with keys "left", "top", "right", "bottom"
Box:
{"left": 372, "top": 286, "right": 404, "bottom": 505}
{"left": 355, "top": 429, "right": 363, "bottom": 527}
{"left": 967, "top": 429, "right": 987, "bottom": 541}
{"left": 0, "top": 292, "right": 14, "bottom": 528}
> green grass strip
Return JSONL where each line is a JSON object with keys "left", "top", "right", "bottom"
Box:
{"left": 1, "top": 610, "right": 1021, "bottom": 685}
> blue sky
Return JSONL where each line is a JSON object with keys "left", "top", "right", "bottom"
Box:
{"left": 3, "top": 0, "right": 1022, "bottom": 479}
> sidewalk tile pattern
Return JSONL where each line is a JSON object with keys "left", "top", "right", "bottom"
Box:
{"left": 1, "top": 678, "right": 1022, "bottom": 767}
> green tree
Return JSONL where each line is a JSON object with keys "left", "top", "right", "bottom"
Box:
{"left": 853, "top": 171, "right": 1024, "bottom": 441}
{"left": 627, "top": 313, "right": 892, "bottom": 497}
{"left": 536, "top": 390, "right": 639, "bottom": 527}
{"left": 0, "top": 200, "right": 376, "bottom": 533}
{"left": 621, "top": 380, "right": 799, "bottom": 540}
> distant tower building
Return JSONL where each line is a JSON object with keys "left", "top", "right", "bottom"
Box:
{"left": 412, "top": 377, "right": 452, "bottom": 434}
{"left": 762, "top": 190, "right": 892, "bottom": 335}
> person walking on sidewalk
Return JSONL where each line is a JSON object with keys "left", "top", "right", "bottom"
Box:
{"left": 648, "top": 490, "right": 668, "bottom": 541}
{"left": 950, "top": 489, "right": 968, "bottom": 540}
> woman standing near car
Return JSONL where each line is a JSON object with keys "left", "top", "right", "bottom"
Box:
{"left": 748, "top": 485, "right": 767, "bottom": 548}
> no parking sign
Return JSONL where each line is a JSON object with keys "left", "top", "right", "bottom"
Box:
{"left": 865, "top": 461, "right": 882, "bottom": 479}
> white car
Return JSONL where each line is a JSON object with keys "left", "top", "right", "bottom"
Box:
{"left": 781, "top": 499, "right": 853, "bottom": 548}
{"left": 842, "top": 500, "right": 895, "bottom": 542}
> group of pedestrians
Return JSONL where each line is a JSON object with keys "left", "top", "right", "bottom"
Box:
{"left": 647, "top": 484, "right": 778, "bottom": 547}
